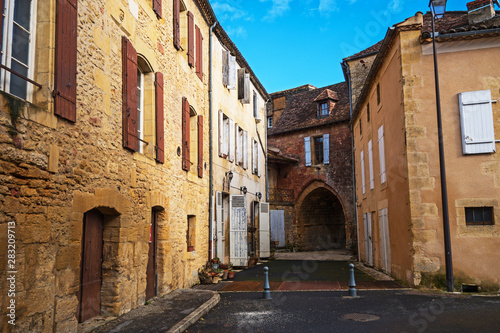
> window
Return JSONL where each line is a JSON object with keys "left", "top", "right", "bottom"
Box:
{"left": 458, "top": 90, "right": 496, "bottom": 154}
{"left": 359, "top": 119, "right": 362, "bottom": 136}
{"left": 238, "top": 69, "right": 250, "bottom": 104}
{"left": 304, "top": 134, "right": 329, "bottom": 166}
{"left": 360, "top": 150, "right": 366, "bottom": 194}
{"left": 235, "top": 125, "right": 248, "bottom": 169}
{"left": 137, "top": 68, "right": 145, "bottom": 153}
{"left": 252, "top": 138, "right": 259, "bottom": 175}
{"left": 320, "top": 102, "right": 328, "bottom": 117}
{"left": 378, "top": 125, "right": 386, "bottom": 184}
{"left": 368, "top": 140, "right": 374, "bottom": 190}
{"left": 376, "top": 83, "right": 381, "bottom": 105}
{"left": 367, "top": 103, "right": 370, "bottom": 122}
{"left": 187, "top": 215, "right": 196, "bottom": 251}
{"left": 218, "top": 111, "right": 234, "bottom": 162}
{"left": 1, "top": 0, "right": 37, "bottom": 100}
{"left": 267, "top": 116, "right": 273, "bottom": 128}
{"left": 314, "top": 137, "right": 324, "bottom": 164}
{"left": 465, "top": 207, "right": 493, "bottom": 226}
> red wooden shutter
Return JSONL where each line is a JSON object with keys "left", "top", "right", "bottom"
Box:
{"left": 54, "top": 0, "right": 78, "bottom": 122}
{"left": 173, "top": 0, "right": 180, "bottom": 50}
{"left": 122, "top": 37, "right": 138, "bottom": 151}
{"left": 182, "top": 97, "right": 190, "bottom": 171}
{"left": 197, "top": 115, "right": 203, "bottom": 178}
{"left": 195, "top": 25, "right": 203, "bottom": 81}
{"left": 187, "top": 11, "right": 194, "bottom": 67}
{"left": 153, "top": 0, "right": 162, "bottom": 18}
{"left": 155, "top": 72, "right": 164, "bottom": 163}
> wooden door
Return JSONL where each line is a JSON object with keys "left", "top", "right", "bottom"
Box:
{"left": 146, "top": 210, "right": 158, "bottom": 300}
{"left": 229, "top": 195, "right": 247, "bottom": 266}
{"left": 79, "top": 209, "right": 104, "bottom": 322}
{"left": 379, "top": 208, "right": 391, "bottom": 274}
{"left": 364, "top": 212, "right": 373, "bottom": 267}
{"left": 259, "top": 203, "right": 270, "bottom": 258}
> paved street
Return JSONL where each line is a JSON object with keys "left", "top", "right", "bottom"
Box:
{"left": 187, "top": 290, "right": 500, "bottom": 333}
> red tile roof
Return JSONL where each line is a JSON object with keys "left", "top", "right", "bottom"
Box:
{"left": 313, "top": 89, "right": 339, "bottom": 102}
{"left": 268, "top": 82, "right": 349, "bottom": 135}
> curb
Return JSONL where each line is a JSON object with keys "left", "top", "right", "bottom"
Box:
{"left": 166, "top": 291, "right": 220, "bottom": 333}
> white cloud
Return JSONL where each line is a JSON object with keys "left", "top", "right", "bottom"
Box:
{"left": 212, "top": 2, "right": 251, "bottom": 21}
{"left": 226, "top": 26, "right": 248, "bottom": 38}
{"left": 261, "top": 0, "right": 293, "bottom": 21}
{"left": 318, "top": 0, "right": 338, "bottom": 16}
{"left": 388, "top": 0, "right": 403, "bottom": 13}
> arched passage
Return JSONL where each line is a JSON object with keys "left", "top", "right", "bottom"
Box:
{"left": 296, "top": 187, "right": 346, "bottom": 251}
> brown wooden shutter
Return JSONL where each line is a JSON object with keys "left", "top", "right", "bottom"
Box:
{"left": 187, "top": 11, "right": 194, "bottom": 67}
{"left": 182, "top": 97, "right": 190, "bottom": 171}
{"left": 122, "top": 37, "right": 138, "bottom": 151}
{"left": 54, "top": 0, "right": 78, "bottom": 122}
{"left": 195, "top": 25, "right": 203, "bottom": 81}
{"left": 197, "top": 115, "right": 203, "bottom": 178}
{"left": 155, "top": 72, "right": 164, "bottom": 163}
{"left": 173, "top": 0, "right": 180, "bottom": 50}
{"left": 153, "top": 0, "right": 162, "bottom": 18}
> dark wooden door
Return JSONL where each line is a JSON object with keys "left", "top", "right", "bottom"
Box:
{"left": 79, "top": 209, "right": 104, "bottom": 322}
{"left": 146, "top": 210, "right": 158, "bottom": 300}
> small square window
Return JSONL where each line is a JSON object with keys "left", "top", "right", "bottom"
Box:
{"left": 465, "top": 207, "right": 494, "bottom": 226}
{"left": 320, "top": 102, "right": 328, "bottom": 117}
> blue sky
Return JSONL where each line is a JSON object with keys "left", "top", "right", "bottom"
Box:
{"left": 211, "top": 0, "right": 469, "bottom": 93}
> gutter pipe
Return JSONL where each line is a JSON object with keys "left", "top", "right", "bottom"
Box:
{"left": 208, "top": 20, "right": 217, "bottom": 261}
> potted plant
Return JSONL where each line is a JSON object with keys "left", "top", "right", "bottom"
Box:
{"left": 227, "top": 262, "right": 235, "bottom": 279}
{"left": 211, "top": 257, "right": 220, "bottom": 270}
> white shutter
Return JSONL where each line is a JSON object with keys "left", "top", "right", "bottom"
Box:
{"left": 360, "top": 150, "right": 366, "bottom": 194}
{"left": 256, "top": 139, "right": 261, "bottom": 177}
{"left": 237, "top": 69, "right": 245, "bottom": 100}
{"left": 379, "top": 208, "right": 391, "bottom": 274}
{"left": 364, "top": 213, "right": 373, "bottom": 266}
{"left": 222, "top": 51, "right": 229, "bottom": 86}
{"left": 252, "top": 138, "right": 257, "bottom": 173}
{"left": 253, "top": 92, "right": 259, "bottom": 119}
{"left": 235, "top": 124, "right": 240, "bottom": 165}
{"left": 229, "top": 118, "right": 235, "bottom": 162}
{"left": 368, "top": 140, "right": 374, "bottom": 190}
{"left": 218, "top": 110, "right": 223, "bottom": 157}
{"left": 223, "top": 116, "right": 229, "bottom": 157}
{"left": 230, "top": 195, "right": 248, "bottom": 266}
{"left": 216, "top": 191, "right": 224, "bottom": 259}
{"left": 304, "top": 137, "right": 311, "bottom": 166}
{"left": 243, "top": 130, "right": 248, "bottom": 169}
{"left": 378, "top": 125, "right": 386, "bottom": 184}
{"left": 459, "top": 90, "right": 495, "bottom": 154}
{"left": 228, "top": 56, "right": 236, "bottom": 90}
{"left": 323, "top": 134, "right": 330, "bottom": 165}
{"left": 259, "top": 203, "right": 270, "bottom": 258}
{"left": 243, "top": 73, "right": 251, "bottom": 104}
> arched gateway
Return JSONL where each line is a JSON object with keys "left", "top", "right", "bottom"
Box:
{"left": 295, "top": 184, "right": 347, "bottom": 251}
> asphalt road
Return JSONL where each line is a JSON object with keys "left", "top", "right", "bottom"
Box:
{"left": 187, "top": 290, "right": 500, "bottom": 333}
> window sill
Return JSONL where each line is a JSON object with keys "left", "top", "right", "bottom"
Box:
{"left": 133, "top": 152, "right": 156, "bottom": 166}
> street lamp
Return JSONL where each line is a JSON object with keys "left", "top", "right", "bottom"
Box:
{"left": 429, "top": 0, "right": 454, "bottom": 292}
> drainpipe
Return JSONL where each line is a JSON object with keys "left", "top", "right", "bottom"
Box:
{"left": 208, "top": 20, "right": 217, "bottom": 261}
{"left": 342, "top": 61, "right": 358, "bottom": 260}
{"left": 265, "top": 99, "right": 270, "bottom": 203}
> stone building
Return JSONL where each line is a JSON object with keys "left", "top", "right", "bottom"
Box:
{"left": 210, "top": 27, "right": 269, "bottom": 266}
{"left": 267, "top": 83, "right": 355, "bottom": 252}
{"left": 0, "top": 0, "right": 266, "bottom": 331}
{"left": 344, "top": 1, "right": 500, "bottom": 289}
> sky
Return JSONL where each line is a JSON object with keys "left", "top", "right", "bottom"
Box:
{"left": 211, "top": 0, "right": 471, "bottom": 94}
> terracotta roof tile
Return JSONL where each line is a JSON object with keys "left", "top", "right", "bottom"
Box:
{"left": 313, "top": 89, "right": 339, "bottom": 102}
{"left": 342, "top": 40, "right": 383, "bottom": 61}
{"left": 269, "top": 82, "right": 349, "bottom": 135}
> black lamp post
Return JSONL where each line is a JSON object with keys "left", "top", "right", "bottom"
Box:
{"left": 429, "top": 0, "right": 454, "bottom": 292}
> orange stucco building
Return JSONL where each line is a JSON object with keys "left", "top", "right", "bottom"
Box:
{"left": 344, "top": 1, "right": 500, "bottom": 290}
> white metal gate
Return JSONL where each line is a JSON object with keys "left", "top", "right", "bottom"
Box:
{"left": 379, "top": 208, "right": 391, "bottom": 274}
{"left": 259, "top": 203, "right": 270, "bottom": 258}
{"left": 230, "top": 195, "right": 247, "bottom": 266}
{"left": 270, "top": 210, "right": 285, "bottom": 248}
{"left": 215, "top": 191, "right": 224, "bottom": 260}
{"left": 364, "top": 212, "right": 373, "bottom": 266}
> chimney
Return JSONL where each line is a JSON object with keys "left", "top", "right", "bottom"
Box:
{"left": 467, "top": 0, "right": 495, "bottom": 25}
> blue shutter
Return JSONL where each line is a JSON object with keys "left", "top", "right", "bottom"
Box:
{"left": 323, "top": 134, "right": 330, "bottom": 165}
{"left": 304, "top": 137, "right": 311, "bottom": 166}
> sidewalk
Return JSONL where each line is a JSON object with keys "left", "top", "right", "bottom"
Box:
{"left": 80, "top": 289, "right": 219, "bottom": 333}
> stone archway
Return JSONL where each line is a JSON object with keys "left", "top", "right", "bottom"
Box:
{"left": 295, "top": 184, "right": 346, "bottom": 251}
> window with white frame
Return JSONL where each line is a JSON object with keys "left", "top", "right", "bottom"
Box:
{"left": 320, "top": 102, "right": 328, "bottom": 117}
{"left": 267, "top": 116, "right": 273, "bottom": 128}
{"left": 218, "top": 111, "right": 229, "bottom": 158}
{"left": 458, "top": 90, "right": 496, "bottom": 155}
{"left": 235, "top": 126, "right": 248, "bottom": 169}
{"left": 252, "top": 138, "right": 259, "bottom": 175}
{"left": 1, "top": 0, "right": 37, "bottom": 100}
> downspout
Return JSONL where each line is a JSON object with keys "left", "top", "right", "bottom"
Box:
{"left": 265, "top": 99, "right": 270, "bottom": 202}
{"left": 208, "top": 20, "right": 217, "bottom": 261}
{"left": 342, "top": 61, "right": 358, "bottom": 259}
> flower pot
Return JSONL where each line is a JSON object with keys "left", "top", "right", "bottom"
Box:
{"left": 222, "top": 270, "right": 228, "bottom": 280}
{"left": 219, "top": 263, "right": 229, "bottom": 270}
{"left": 228, "top": 271, "right": 235, "bottom": 279}
{"left": 212, "top": 263, "right": 219, "bottom": 270}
